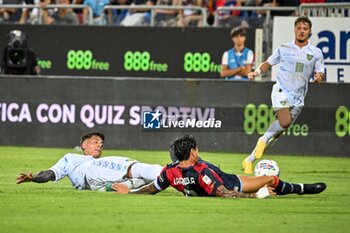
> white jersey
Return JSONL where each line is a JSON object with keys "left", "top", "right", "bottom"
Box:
{"left": 268, "top": 40, "right": 324, "bottom": 106}
{"left": 49, "top": 153, "right": 95, "bottom": 190}
{"left": 85, "top": 156, "right": 138, "bottom": 191}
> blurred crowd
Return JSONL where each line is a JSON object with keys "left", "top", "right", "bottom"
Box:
{"left": 0, "top": 0, "right": 348, "bottom": 27}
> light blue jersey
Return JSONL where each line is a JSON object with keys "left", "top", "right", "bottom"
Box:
{"left": 49, "top": 154, "right": 139, "bottom": 191}
{"left": 268, "top": 41, "right": 324, "bottom": 106}
{"left": 85, "top": 156, "right": 138, "bottom": 191}
{"left": 83, "top": 0, "right": 110, "bottom": 17}
{"left": 221, "top": 47, "right": 254, "bottom": 80}
{"left": 49, "top": 153, "right": 94, "bottom": 190}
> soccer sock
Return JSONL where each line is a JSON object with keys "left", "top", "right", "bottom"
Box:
{"left": 274, "top": 179, "right": 303, "bottom": 195}
{"left": 130, "top": 162, "right": 163, "bottom": 181}
{"left": 261, "top": 120, "right": 285, "bottom": 143}
{"left": 246, "top": 149, "right": 257, "bottom": 162}
{"left": 245, "top": 121, "right": 285, "bottom": 163}
{"left": 120, "top": 178, "right": 149, "bottom": 189}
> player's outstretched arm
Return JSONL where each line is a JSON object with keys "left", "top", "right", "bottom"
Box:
{"left": 248, "top": 61, "right": 271, "bottom": 81}
{"left": 112, "top": 182, "right": 160, "bottom": 195}
{"left": 215, "top": 185, "right": 275, "bottom": 198}
{"left": 16, "top": 170, "right": 55, "bottom": 184}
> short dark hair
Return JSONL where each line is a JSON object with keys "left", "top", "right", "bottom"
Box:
{"left": 80, "top": 132, "right": 105, "bottom": 146}
{"left": 171, "top": 135, "right": 197, "bottom": 161}
{"left": 294, "top": 16, "right": 312, "bottom": 29}
{"left": 231, "top": 28, "right": 247, "bottom": 38}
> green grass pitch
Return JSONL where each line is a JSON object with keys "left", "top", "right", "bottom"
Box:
{"left": 1, "top": 146, "right": 349, "bottom": 233}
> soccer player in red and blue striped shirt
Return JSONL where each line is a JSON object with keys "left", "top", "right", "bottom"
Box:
{"left": 112, "top": 135, "right": 326, "bottom": 198}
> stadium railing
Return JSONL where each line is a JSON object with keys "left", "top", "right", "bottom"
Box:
{"left": 0, "top": 4, "right": 93, "bottom": 25}
{"left": 299, "top": 2, "right": 350, "bottom": 17}
{"left": 102, "top": 5, "right": 208, "bottom": 27}
{"left": 214, "top": 6, "right": 299, "bottom": 26}
{"left": 215, "top": 6, "right": 298, "bottom": 58}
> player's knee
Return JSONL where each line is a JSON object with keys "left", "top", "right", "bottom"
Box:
{"left": 279, "top": 118, "right": 292, "bottom": 128}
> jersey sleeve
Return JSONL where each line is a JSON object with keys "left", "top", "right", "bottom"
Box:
{"left": 245, "top": 49, "right": 254, "bottom": 66}
{"left": 314, "top": 49, "right": 325, "bottom": 73}
{"left": 49, "top": 154, "right": 69, "bottom": 182}
{"left": 153, "top": 166, "right": 170, "bottom": 191}
{"left": 267, "top": 47, "right": 281, "bottom": 66}
{"left": 221, "top": 51, "right": 229, "bottom": 65}
{"left": 198, "top": 168, "right": 224, "bottom": 196}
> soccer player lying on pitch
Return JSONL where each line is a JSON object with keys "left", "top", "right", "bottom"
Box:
{"left": 16, "top": 132, "right": 162, "bottom": 191}
{"left": 111, "top": 135, "right": 326, "bottom": 198}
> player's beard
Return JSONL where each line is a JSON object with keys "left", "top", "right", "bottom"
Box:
{"left": 296, "top": 34, "right": 308, "bottom": 44}
{"left": 296, "top": 33, "right": 309, "bottom": 44}
{"left": 296, "top": 38, "right": 307, "bottom": 43}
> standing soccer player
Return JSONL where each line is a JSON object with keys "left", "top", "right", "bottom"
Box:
{"left": 242, "top": 16, "right": 325, "bottom": 174}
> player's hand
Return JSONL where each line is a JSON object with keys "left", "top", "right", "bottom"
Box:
{"left": 313, "top": 72, "right": 324, "bottom": 84}
{"left": 267, "top": 187, "right": 276, "bottom": 196}
{"left": 248, "top": 71, "right": 258, "bottom": 81}
{"left": 16, "top": 171, "right": 34, "bottom": 184}
{"left": 111, "top": 182, "right": 130, "bottom": 194}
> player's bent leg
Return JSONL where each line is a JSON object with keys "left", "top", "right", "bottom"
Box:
{"left": 242, "top": 118, "right": 286, "bottom": 174}
{"left": 265, "top": 131, "right": 284, "bottom": 151}
{"left": 130, "top": 162, "right": 163, "bottom": 181}
{"left": 276, "top": 108, "right": 292, "bottom": 128}
{"left": 238, "top": 175, "right": 277, "bottom": 193}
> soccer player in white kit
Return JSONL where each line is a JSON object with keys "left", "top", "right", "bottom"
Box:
{"left": 242, "top": 16, "right": 325, "bottom": 174}
{"left": 16, "top": 132, "right": 162, "bottom": 191}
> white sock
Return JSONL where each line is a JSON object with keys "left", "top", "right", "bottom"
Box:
{"left": 261, "top": 120, "right": 285, "bottom": 143}
{"left": 246, "top": 149, "right": 257, "bottom": 162}
{"left": 130, "top": 162, "right": 163, "bottom": 181}
{"left": 120, "top": 178, "right": 149, "bottom": 189}
{"left": 245, "top": 120, "right": 285, "bottom": 163}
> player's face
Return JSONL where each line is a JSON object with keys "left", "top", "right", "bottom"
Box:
{"left": 190, "top": 147, "right": 199, "bottom": 163}
{"left": 82, "top": 135, "right": 104, "bottom": 158}
{"left": 232, "top": 35, "right": 246, "bottom": 47}
{"left": 294, "top": 22, "right": 311, "bottom": 44}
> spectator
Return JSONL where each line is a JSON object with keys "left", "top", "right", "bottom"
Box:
{"left": 205, "top": 0, "right": 225, "bottom": 25}
{"left": 42, "top": 0, "right": 79, "bottom": 25}
{"left": 119, "top": 0, "right": 155, "bottom": 26}
{"left": 18, "top": 0, "right": 41, "bottom": 24}
{"left": 154, "top": 0, "right": 181, "bottom": 27}
{"left": 83, "top": 0, "right": 110, "bottom": 25}
{"left": 300, "top": 0, "right": 325, "bottom": 3}
{"left": 216, "top": 0, "right": 243, "bottom": 28}
{"left": 0, "top": 0, "right": 24, "bottom": 23}
{"left": 220, "top": 27, "right": 254, "bottom": 80}
{"left": 72, "top": 0, "right": 85, "bottom": 24}
{"left": 257, "top": 0, "right": 299, "bottom": 17}
{"left": 242, "top": 0, "right": 264, "bottom": 28}
{"left": 177, "top": 0, "right": 204, "bottom": 27}
{"left": 108, "top": 0, "right": 132, "bottom": 25}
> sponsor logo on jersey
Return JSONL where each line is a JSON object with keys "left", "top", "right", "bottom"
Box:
{"left": 202, "top": 175, "right": 212, "bottom": 185}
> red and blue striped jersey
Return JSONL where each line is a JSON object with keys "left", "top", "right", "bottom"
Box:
{"left": 154, "top": 162, "right": 224, "bottom": 196}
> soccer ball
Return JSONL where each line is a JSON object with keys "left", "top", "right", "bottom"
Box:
{"left": 254, "top": 159, "right": 280, "bottom": 177}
